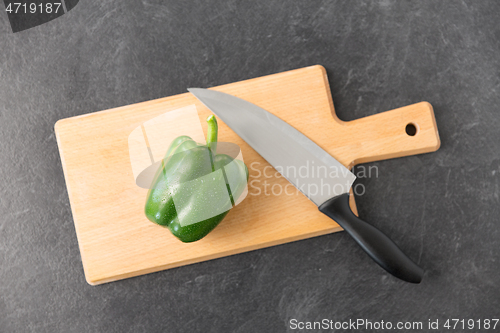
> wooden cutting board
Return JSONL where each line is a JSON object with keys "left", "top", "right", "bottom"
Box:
{"left": 55, "top": 65, "right": 440, "bottom": 285}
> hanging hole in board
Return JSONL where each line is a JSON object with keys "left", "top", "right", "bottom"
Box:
{"left": 405, "top": 123, "right": 418, "bottom": 136}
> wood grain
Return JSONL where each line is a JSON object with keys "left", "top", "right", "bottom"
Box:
{"left": 55, "top": 65, "right": 440, "bottom": 285}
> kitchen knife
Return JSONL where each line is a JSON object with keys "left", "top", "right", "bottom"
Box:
{"left": 188, "top": 88, "right": 424, "bottom": 283}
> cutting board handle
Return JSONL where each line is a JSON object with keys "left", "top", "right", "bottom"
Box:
{"left": 340, "top": 102, "right": 441, "bottom": 167}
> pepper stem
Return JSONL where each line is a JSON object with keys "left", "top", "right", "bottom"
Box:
{"left": 206, "top": 115, "right": 218, "bottom": 154}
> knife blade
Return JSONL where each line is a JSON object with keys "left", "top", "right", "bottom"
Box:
{"left": 189, "top": 88, "right": 423, "bottom": 283}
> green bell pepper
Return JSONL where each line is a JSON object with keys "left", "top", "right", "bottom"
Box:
{"left": 145, "top": 115, "right": 248, "bottom": 243}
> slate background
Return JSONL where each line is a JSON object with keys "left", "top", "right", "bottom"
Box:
{"left": 1, "top": 1, "right": 499, "bottom": 332}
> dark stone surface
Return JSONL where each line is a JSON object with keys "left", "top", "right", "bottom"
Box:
{"left": 1, "top": 1, "right": 499, "bottom": 332}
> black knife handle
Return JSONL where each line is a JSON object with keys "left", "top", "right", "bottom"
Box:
{"left": 319, "top": 193, "right": 423, "bottom": 283}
